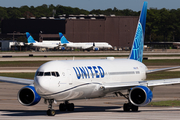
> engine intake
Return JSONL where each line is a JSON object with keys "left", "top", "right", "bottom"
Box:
{"left": 18, "top": 85, "right": 41, "bottom": 106}
{"left": 129, "top": 86, "right": 153, "bottom": 106}
{"left": 93, "top": 47, "right": 99, "bottom": 51}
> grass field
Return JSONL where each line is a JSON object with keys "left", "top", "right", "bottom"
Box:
{"left": 143, "top": 59, "right": 180, "bottom": 66}
{"left": 149, "top": 100, "right": 180, "bottom": 107}
{"left": 4, "top": 54, "right": 180, "bottom": 58}
{"left": 0, "top": 73, "right": 35, "bottom": 79}
{"left": 1, "top": 59, "right": 180, "bottom": 67}
{"left": 0, "top": 61, "right": 48, "bottom": 67}
{"left": 146, "top": 71, "right": 180, "bottom": 80}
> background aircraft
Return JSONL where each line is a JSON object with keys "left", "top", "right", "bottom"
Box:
{"left": 59, "top": 33, "right": 113, "bottom": 51}
{"left": 1, "top": 1, "right": 180, "bottom": 116}
{"left": 26, "top": 32, "right": 60, "bottom": 49}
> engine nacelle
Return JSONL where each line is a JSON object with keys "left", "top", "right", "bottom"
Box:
{"left": 18, "top": 85, "right": 41, "bottom": 106}
{"left": 60, "top": 46, "right": 66, "bottom": 50}
{"left": 129, "top": 86, "right": 153, "bottom": 106}
{"left": 93, "top": 47, "right": 99, "bottom": 51}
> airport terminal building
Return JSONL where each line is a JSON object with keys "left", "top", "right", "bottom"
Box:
{"left": 1, "top": 15, "right": 139, "bottom": 50}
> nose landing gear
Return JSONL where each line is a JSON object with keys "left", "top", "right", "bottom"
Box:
{"left": 46, "top": 99, "right": 56, "bottom": 116}
{"left": 45, "top": 99, "right": 75, "bottom": 116}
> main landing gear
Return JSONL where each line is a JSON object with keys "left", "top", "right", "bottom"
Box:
{"left": 123, "top": 103, "right": 138, "bottom": 112}
{"left": 59, "top": 101, "right": 74, "bottom": 111}
{"left": 114, "top": 92, "right": 138, "bottom": 112}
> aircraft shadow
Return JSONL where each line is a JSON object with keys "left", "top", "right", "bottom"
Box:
{"left": 0, "top": 105, "right": 134, "bottom": 116}
{"left": 0, "top": 110, "right": 46, "bottom": 116}
{"left": 2, "top": 106, "right": 179, "bottom": 116}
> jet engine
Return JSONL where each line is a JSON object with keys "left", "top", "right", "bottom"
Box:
{"left": 18, "top": 85, "right": 41, "bottom": 106}
{"left": 60, "top": 46, "right": 66, "bottom": 50}
{"left": 129, "top": 86, "right": 153, "bottom": 106}
{"left": 93, "top": 47, "right": 99, "bottom": 51}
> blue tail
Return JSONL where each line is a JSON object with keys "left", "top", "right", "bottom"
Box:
{"left": 129, "top": 1, "right": 147, "bottom": 62}
{"left": 59, "top": 33, "right": 69, "bottom": 44}
{"left": 26, "top": 32, "right": 36, "bottom": 43}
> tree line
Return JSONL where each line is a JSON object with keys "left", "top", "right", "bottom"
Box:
{"left": 0, "top": 4, "right": 180, "bottom": 42}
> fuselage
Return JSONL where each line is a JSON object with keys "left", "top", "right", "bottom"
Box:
{"left": 34, "top": 58, "right": 147, "bottom": 101}
{"left": 27, "top": 41, "right": 60, "bottom": 48}
{"left": 65, "top": 42, "right": 112, "bottom": 49}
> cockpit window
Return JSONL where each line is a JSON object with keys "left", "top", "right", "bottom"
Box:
{"left": 56, "top": 72, "right": 60, "bottom": 77}
{"left": 36, "top": 71, "right": 60, "bottom": 77}
{"left": 52, "top": 72, "right": 56, "bottom": 76}
{"left": 44, "top": 72, "right": 51, "bottom": 76}
{"left": 36, "top": 72, "right": 44, "bottom": 76}
{"left": 51, "top": 72, "right": 60, "bottom": 77}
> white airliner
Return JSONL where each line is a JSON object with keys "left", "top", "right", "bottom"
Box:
{"left": 59, "top": 33, "right": 113, "bottom": 51}
{"left": 26, "top": 32, "right": 60, "bottom": 49}
{"left": 1, "top": 2, "right": 180, "bottom": 116}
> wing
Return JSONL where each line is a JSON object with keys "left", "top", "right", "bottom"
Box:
{"left": 104, "top": 78, "right": 180, "bottom": 91}
{"left": 146, "top": 66, "right": 180, "bottom": 73}
{"left": 0, "top": 76, "right": 34, "bottom": 85}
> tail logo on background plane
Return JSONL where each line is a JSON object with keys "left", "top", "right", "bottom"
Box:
{"left": 59, "top": 33, "right": 69, "bottom": 44}
{"left": 26, "top": 32, "right": 36, "bottom": 43}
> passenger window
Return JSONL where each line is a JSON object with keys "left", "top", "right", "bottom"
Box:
{"left": 37, "top": 72, "right": 43, "bottom": 76}
{"left": 44, "top": 72, "right": 51, "bottom": 76}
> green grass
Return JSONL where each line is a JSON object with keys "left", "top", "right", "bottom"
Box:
{"left": 147, "top": 71, "right": 180, "bottom": 80}
{"left": 149, "top": 100, "right": 180, "bottom": 107}
{"left": 1, "top": 59, "right": 180, "bottom": 67}
{"left": 11, "top": 55, "right": 180, "bottom": 58}
{"left": 143, "top": 59, "right": 180, "bottom": 66}
{"left": 0, "top": 61, "right": 48, "bottom": 67}
{"left": 0, "top": 73, "right": 35, "bottom": 79}
{"left": 6, "top": 54, "right": 180, "bottom": 58}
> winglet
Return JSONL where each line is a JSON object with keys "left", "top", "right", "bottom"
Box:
{"left": 59, "top": 33, "right": 69, "bottom": 44}
{"left": 26, "top": 32, "right": 36, "bottom": 43}
{"left": 129, "top": 1, "right": 147, "bottom": 62}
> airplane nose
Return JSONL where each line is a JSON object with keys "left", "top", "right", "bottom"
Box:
{"left": 34, "top": 77, "right": 50, "bottom": 94}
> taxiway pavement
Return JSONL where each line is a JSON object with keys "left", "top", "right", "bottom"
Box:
{"left": 1, "top": 52, "right": 180, "bottom": 119}
{"left": 0, "top": 83, "right": 180, "bottom": 119}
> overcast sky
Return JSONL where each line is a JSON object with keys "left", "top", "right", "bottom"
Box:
{"left": 0, "top": 0, "right": 180, "bottom": 11}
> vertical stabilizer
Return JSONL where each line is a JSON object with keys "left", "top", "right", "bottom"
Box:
{"left": 129, "top": 2, "right": 147, "bottom": 62}
{"left": 26, "top": 32, "right": 36, "bottom": 43}
{"left": 59, "top": 33, "right": 69, "bottom": 44}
